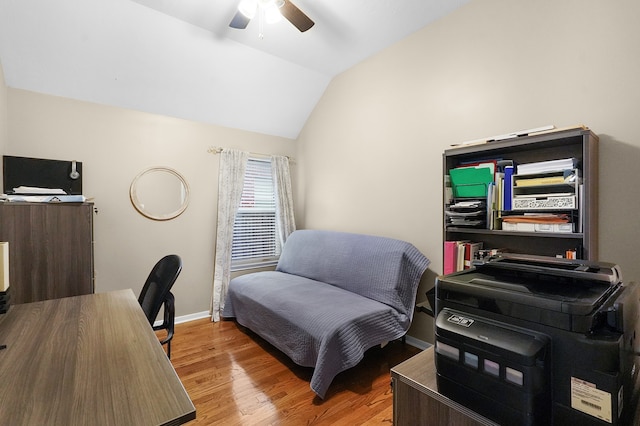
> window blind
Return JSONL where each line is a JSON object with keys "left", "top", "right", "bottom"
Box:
{"left": 231, "top": 158, "right": 278, "bottom": 269}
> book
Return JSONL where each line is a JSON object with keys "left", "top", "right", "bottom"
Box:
{"left": 486, "top": 182, "right": 497, "bottom": 230}
{"left": 464, "top": 242, "right": 484, "bottom": 269}
{"left": 503, "top": 166, "right": 514, "bottom": 211}
{"left": 495, "top": 172, "right": 504, "bottom": 229}
{"left": 444, "top": 241, "right": 458, "bottom": 275}
{"left": 444, "top": 240, "right": 474, "bottom": 273}
{"left": 457, "top": 242, "right": 466, "bottom": 272}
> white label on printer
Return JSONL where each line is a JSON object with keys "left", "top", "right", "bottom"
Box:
{"left": 570, "top": 377, "right": 612, "bottom": 423}
{"left": 447, "top": 314, "right": 474, "bottom": 327}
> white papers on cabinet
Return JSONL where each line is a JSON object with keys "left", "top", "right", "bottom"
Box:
{"left": 12, "top": 186, "right": 67, "bottom": 194}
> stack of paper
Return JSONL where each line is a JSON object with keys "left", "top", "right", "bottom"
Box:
{"left": 515, "top": 176, "right": 568, "bottom": 187}
{"left": 12, "top": 186, "right": 67, "bottom": 195}
{"left": 446, "top": 200, "right": 486, "bottom": 228}
{"left": 502, "top": 213, "right": 570, "bottom": 224}
{"left": 6, "top": 194, "right": 86, "bottom": 203}
{"left": 7, "top": 186, "right": 85, "bottom": 203}
{"left": 502, "top": 213, "right": 574, "bottom": 233}
{"left": 517, "top": 158, "right": 578, "bottom": 175}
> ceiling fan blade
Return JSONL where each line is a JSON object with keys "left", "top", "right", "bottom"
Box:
{"left": 280, "top": 0, "right": 314, "bottom": 32}
{"left": 229, "top": 10, "right": 251, "bottom": 29}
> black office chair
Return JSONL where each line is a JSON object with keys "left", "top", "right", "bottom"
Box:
{"left": 138, "top": 254, "right": 182, "bottom": 359}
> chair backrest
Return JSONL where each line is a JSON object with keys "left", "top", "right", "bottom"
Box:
{"left": 138, "top": 254, "right": 182, "bottom": 326}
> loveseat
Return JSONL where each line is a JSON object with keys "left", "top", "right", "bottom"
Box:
{"left": 222, "top": 229, "right": 430, "bottom": 399}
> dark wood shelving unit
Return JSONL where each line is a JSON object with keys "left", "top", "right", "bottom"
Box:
{"left": 443, "top": 127, "right": 598, "bottom": 265}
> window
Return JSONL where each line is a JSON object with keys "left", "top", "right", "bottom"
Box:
{"left": 231, "top": 158, "right": 278, "bottom": 270}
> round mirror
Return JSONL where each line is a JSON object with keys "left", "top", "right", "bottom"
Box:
{"left": 130, "top": 167, "right": 190, "bottom": 221}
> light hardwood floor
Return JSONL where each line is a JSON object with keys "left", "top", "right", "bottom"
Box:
{"left": 168, "top": 318, "right": 421, "bottom": 425}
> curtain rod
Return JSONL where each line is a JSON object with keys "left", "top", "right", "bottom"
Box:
{"left": 207, "top": 146, "right": 294, "bottom": 162}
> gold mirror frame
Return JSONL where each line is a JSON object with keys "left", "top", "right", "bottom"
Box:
{"left": 130, "top": 166, "right": 190, "bottom": 221}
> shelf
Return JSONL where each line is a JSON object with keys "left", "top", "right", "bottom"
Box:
{"left": 446, "top": 227, "right": 584, "bottom": 239}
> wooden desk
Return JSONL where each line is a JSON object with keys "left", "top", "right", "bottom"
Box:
{"left": 0, "top": 289, "right": 195, "bottom": 425}
{"left": 391, "top": 346, "right": 497, "bottom": 426}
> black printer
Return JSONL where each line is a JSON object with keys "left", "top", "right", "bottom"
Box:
{"left": 434, "top": 254, "right": 640, "bottom": 426}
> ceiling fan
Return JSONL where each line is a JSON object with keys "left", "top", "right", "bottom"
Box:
{"left": 229, "top": 0, "right": 314, "bottom": 33}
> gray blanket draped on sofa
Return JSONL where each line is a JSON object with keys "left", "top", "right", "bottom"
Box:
{"left": 223, "top": 229, "right": 430, "bottom": 398}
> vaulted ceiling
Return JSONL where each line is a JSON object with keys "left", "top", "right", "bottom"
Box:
{"left": 0, "top": 0, "right": 468, "bottom": 139}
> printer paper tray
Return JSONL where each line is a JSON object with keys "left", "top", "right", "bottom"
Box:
{"left": 477, "top": 253, "right": 622, "bottom": 285}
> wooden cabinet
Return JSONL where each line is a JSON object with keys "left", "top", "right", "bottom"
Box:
{"left": 0, "top": 202, "right": 94, "bottom": 303}
{"left": 391, "top": 347, "right": 496, "bottom": 426}
{"left": 392, "top": 347, "right": 640, "bottom": 426}
{"left": 443, "top": 127, "right": 598, "bottom": 267}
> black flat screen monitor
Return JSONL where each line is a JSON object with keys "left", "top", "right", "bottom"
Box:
{"left": 2, "top": 155, "right": 83, "bottom": 195}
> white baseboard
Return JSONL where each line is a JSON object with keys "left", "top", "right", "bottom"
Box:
{"left": 176, "top": 311, "right": 211, "bottom": 324}
{"left": 154, "top": 310, "right": 210, "bottom": 327}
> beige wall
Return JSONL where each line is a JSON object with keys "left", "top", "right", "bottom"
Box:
{"left": 0, "top": 61, "right": 8, "bottom": 154}
{"left": 6, "top": 89, "right": 296, "bottom": 318}
{"left": 4, "top": 0, "right": 640, "bottom": 344}
{"left": 297, "top": 0, "right": 640, "bottom": 343}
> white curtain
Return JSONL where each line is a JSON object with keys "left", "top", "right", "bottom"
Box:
{"left": 271, "top": 155, "right": 296, "bottom": 252}
{"left": 211, "top": 149, "right": 249, "bottom": 322}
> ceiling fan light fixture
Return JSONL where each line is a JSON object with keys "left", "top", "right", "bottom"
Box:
{"left": 238, "top": 0, "right": 257, "bottom": 19}
{"left": 264, "top": 3, "right": 283, "bottom": 24}
{"left": 230, "top": 0, "right": 314, "bottom": 33}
